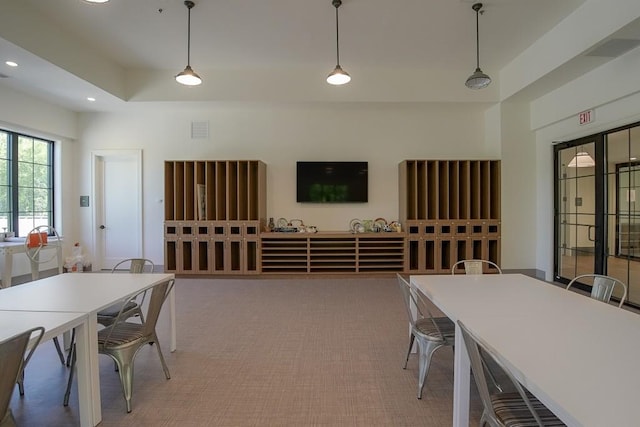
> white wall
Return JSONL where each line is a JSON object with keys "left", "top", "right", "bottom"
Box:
{"left": 498, "top": 101, "right": 537, "bottom": 269}
{"left": 75, "top": 102, "right": 499, "bottom": 265}
{"left": 532, "top": 47, "right": 640, "bottom": 280}
{"left": 0, "top": 85, "right": 77, "bottom": 140}
{"left": 0, "top": 85, "right": 79, "bottom": 277}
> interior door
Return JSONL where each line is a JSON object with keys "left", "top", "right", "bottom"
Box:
{"left": 606, "top": 126, "right": 640, "bottom": 304}
{"left": 92, "top": 150, "right": 142, "bottom": 270}
{"left": 555, "top": 140, "right": 603, "bottom": 281}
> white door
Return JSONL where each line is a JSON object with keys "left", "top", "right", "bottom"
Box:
{"left": 92, "top": 150, "right": 143, "bottom": 270}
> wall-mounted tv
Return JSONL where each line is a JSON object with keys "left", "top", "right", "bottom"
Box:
{"left": 296, "top": 161, "right": 368, "bottom": 203}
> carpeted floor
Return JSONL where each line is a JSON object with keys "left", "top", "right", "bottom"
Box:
{"left": 10, "top": 276, "right": 482, "bottom": 426}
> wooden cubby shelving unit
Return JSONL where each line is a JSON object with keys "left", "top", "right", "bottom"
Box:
{"left": 260, "top": 232, "right": 405, "bottom": 274}
{"left": 164, "top": 160, "right": 266, "bottom": 275}
{"left": 163, "top": 159, "right": 499, "bottom": 276}
{"left": 399, "top": 160, "right": 501, "bottom": 274}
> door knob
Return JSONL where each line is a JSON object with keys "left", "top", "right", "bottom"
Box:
{"left": 99, "top": 225, "right": 106, "bottom": 229}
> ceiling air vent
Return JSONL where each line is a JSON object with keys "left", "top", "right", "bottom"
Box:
{"left": 190, "top": 121, "right": 209, "bottom": 139}
{"left": 586, "top": 39, "right": 640, "bottom": 58}
{"left": 0, "top": 73, "right": 9, "bottom": 78}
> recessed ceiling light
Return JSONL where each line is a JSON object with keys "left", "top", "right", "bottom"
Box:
{"left": 5, "top": 61, "right": 18, "bottom": 67}
{"left": 87, "top": 97, "right": 96, "bottom": 102}
{"left": 83, "top": 0, "right": 109, "bottom": 3}
{"left": 631, "top": 157, "right": 637, "bottom": 161}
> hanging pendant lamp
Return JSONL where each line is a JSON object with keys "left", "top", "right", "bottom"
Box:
{"left": 465, "top": 3, "right": 491, "bottom": 90}
{"left": 327, "top": 0, "right": 351, "bottom": 85}
{"left": 175, "top": 0, "right": 202, "bottom": 86}
{"left": 567, "top": 152, "right": 595, "bottom": 168}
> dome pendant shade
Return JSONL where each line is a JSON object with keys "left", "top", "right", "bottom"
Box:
{"left": 326, "top": 0, "right": 350, "bottom": 85}
{"left": 465, "top": 67, "right": 491, "bottom": 90}
{"left": 175, "top": 1, "right": 202, "bottom": 86}
{"left": 568, "top": 152, "right": 595, "bottom": 168}
{"left": 465, "top": 3, "right": 491, "bottom": 90}
{"left": 175, "top": 65, "right": 202, "bottom": 86}
{"left": 327, "top": 65, "right": 351, "bottom": 85}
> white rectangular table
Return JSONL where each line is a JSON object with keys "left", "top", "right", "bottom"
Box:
{"left": 0, "top": 310, "right": 91, "bottom": 421}
{"left": 0, "top": 239, "right": 63, "bottom": 288}
{"left": 411, "top": 273, "right": 640, "bottom": 427}
{"left": 0, "top": 272, "right": 175, "bottom": 426}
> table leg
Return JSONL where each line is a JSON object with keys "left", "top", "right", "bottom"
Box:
{"left": 30, "top": 250, "right": 39, "bottom": 281}
{"left": 169, "top": 285, "right": 176, "bottom": 352}
{"left": 56, "top": 245, "right": 64, "bottom": 275}
{"left": 453, "top": 322, "right": 471, "bottom": 427}
{"left": 2, "top": 252, "right": 13, "bottom": 288}
{"left": 74, "top": 313, "right": 101, "bottom": 427}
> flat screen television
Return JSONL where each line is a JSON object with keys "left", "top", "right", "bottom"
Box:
{"left": 296, "top": 161, "right": 368, "bottom": 203}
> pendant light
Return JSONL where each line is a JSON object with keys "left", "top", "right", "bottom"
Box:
{"left": 465, "top": 3, "right": 491, "bottom": 90}
{"left": 567, "top": 152, "right": 595, "bottom": 168}
{"left": 175, "top": 1, "right": 202, "bottom": 86}
{"left": 327, "top": 0, "right": 351, "bottom": 85}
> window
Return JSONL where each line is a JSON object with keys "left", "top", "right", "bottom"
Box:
{"left": 0, "top": 129, "right": 54, "bottom": 237}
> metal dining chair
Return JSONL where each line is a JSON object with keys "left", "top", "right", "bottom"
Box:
{"left": 566, "top": 274, "right": 627, "bottom": 308}
{"left": 97, "top": 258, "right": 155, "bottom": 326}
{"left": 1, "top": 326, "right": 44, "bottom": 427}
{"left": 451, "top": 259, "right": 502, "bottom": 275}
{"left": 63, "top": 258, "right": 155, "bottom": 370}
{"left": 64, "top": 278, "right": 175, "bottom": 412}
{"left": 396, "top": 274, "right": 455, "bottom": 399}
{"left": 458, "top": 320, "right": 566, "bottom": 427}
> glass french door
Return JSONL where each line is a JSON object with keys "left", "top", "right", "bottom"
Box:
{"left": 554, "top": 122, "right": 640, "bottom": 307}
{"left": 606, "top": 126, "right": 640, "bottom": 305}
{"left": 555, "top": 138, "right": 602, "bottom": 282}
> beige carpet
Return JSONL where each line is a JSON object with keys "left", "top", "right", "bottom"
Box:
{"left": 10, "top": 276, "right": 482, "bottom": 426}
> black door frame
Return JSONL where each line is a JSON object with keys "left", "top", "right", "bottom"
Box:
{"left": 553, "top": 134, "right": 606, "bottom": 284}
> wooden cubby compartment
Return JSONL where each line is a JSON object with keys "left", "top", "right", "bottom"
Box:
{"left": 260, "top": 233, "right": 405, "bottom": 275}
{"left": 261, "top": 236, "right": 309, "bottom": 273}
{"left": 310, "top": 237, "right": 357, "bottom": 273}
{"left": 357, "top": 236, "right": 405, "bottom": 272}
{"left": 399, "top": 160, "right": 501, "bottom": 274}
{"left": 164, "top": 160, "right": 266, "bottom": 275}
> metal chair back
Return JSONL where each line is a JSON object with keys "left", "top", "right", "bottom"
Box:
{"left": 0, "top": 327, "right": 44, "bottom": 425}
{"left": 451, "top": 259, "right": 502, "bottom": 275}
{"left": 457, "top": 320, "right": 547, "bottom": 427}
{"left": 111, "top": 258, "right": 155, "bottom": 274}
{"left": 567, "top": 274, "right": 627, "bottom": 308}
{"left": 396, "top": 274, "right": 445, "bottom": 339}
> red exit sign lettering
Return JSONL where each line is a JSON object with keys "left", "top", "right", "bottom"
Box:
{"left": 579, "top": 109, "right": 594, "bottom": 125}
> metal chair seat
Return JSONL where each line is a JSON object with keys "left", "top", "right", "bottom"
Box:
{"left": 492, "top": 393, "right": 566, "bottom": 426}
{"left": 414, "top": 317, "right": 455, "bottom": 341}
{"left": 97, "top": 301, "right": 141, "bottom": 327}
{"left": 98, "top": 322, "right": 148, "bottom": 347}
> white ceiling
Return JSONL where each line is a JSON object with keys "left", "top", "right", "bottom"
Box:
{"left": 0, "top": 0, "right": 587, "bottom": 112}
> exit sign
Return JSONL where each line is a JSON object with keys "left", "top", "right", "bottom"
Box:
{"left": 579, "top": 109, "right": 595, "bottom": 125}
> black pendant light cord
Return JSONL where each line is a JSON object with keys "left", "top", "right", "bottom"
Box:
{"left": 186, "top": 0, "right": 194, "bottom": 66}
{"left": 473, "top": 3, "right": 482, "bottom": 70}
{"left": 334, "top": 0, "right": 341, "bottom": 66}
{"left": 475, "top": 7, "right": 480, "bottom": 69}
